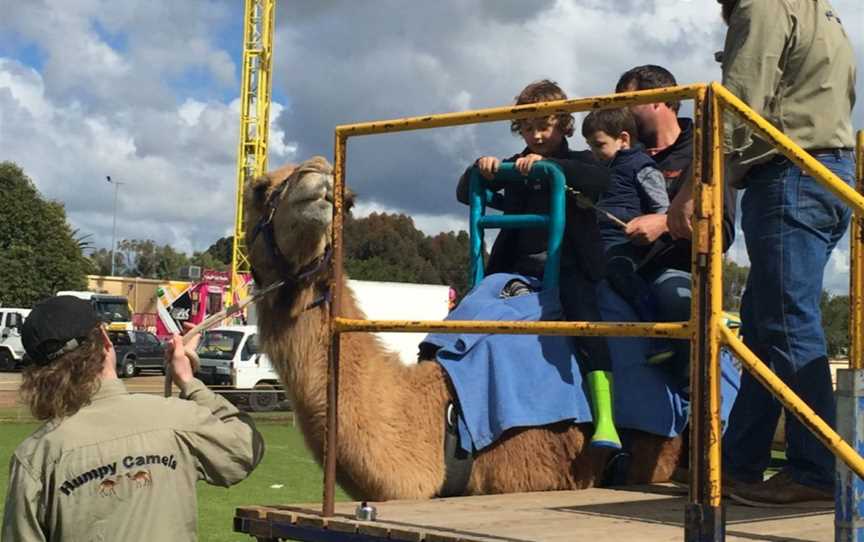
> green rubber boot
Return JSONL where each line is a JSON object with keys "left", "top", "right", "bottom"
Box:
{"left": 587, "top": 370, "right": 622, "bottom": 450}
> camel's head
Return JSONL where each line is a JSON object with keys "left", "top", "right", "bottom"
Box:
{"left": 244, "top": 156, "right": 353, "bottom": 305}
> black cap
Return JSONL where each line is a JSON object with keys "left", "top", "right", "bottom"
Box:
{"left": 22, "top": 296, "right": 101, "bottom": 366}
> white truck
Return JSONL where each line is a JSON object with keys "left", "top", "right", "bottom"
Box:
{"left": 0, "top": 308, "right": 31, "bottom": 370}
{"left": 195, "top": 280, "right": 453, "bottom": 411}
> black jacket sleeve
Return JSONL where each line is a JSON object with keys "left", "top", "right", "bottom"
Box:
{"left": 455, "top": 153, "right": 522, "bottom": 210}
{"left": 548, "top": 150, "right": 611, "bottom": 201}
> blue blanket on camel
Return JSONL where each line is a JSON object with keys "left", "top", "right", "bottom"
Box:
{"left": 421, "top": 273, "right": 741, "bottom": 453}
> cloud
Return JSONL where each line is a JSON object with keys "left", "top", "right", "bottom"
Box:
{"left": 0, "top": 56, "right": 293, "bottom": 255}
{"left": 0, "top": 0, "right": 861, "bottom": 294}
{"left": 272, "top": 0, "right": 862, "bottom": 206}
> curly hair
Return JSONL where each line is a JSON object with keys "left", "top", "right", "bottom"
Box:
{"left": 510, "top": 79, "right": 575, "bottom": 137}
{"left": 20, "top": 326, "right": 105, "bottom": 421}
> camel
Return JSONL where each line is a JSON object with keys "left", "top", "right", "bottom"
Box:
{"left": 244, "top": 156, "right": 683, "bottom": 501}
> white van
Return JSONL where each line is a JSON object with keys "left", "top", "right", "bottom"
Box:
{"left": 0, "top": 308, "right": 31, "bottom": 370}
{"left": 194, "top": 325, "right": 283, "bottom": 411}
{"left": 196, "top": 280, "right": 452, "bottom": 411}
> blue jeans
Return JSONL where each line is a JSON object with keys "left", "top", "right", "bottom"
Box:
{"left": 723, "top": 151, "right": 854, "bottom": 489}
{"left": 646, "top": 268, "right": 692, "bottom": 384}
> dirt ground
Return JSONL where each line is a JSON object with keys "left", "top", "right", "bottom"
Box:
{"left": 0, "top": 372, "right": 167, "bottom": 408}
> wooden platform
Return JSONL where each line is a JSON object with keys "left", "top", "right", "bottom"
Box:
{"left": 234, "top": 484, "right": 833, "bottom": 541}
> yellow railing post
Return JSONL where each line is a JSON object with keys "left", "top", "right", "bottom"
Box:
{"left": 837, "top": 131, "right": 864, "bottom": 538}
{"left": 686, "top": 86, "right": 725, "bottom": 541}
{"left": 323, "top": 133, "right": 348, "bottom": 517}
{"left": 851, "top": 130, "right": 864, "bottom": 370}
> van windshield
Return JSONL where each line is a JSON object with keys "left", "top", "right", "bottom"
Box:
{"left": 94, "top": 300, "right": 131, "bottom": 323}
{"left": 197, "top": 331, "right": 244, "bottom": 360}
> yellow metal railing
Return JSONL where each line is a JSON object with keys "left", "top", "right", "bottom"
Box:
{"left": 686, "top": 85, "right": 725, "bottom": 514}
{"left": 710, "top": 81, "right": 864, "bottom": 488}
{"left": 851, "top": 130, "right": 864, "bottom": 370}
{"left": 322, "top": 82, "right": 864, "bottom": 536}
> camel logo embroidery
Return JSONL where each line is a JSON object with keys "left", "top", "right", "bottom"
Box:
{"left": 92, "top": 470, "right": 152, "bottom": 498}
{"left": 97, "top": 477, "right": 119, "bottom": 497}
{"left": 60, "top": 454, "right": 177, "bottom": 496}
{"left": 125, "top": 469, "right": 153, "bottom": 488}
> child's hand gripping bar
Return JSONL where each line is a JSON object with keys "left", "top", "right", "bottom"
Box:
{"left": 468, "top": 161, "right": 566, "bottom": 290}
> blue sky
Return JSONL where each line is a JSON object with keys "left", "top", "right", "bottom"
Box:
{"left": 0, "top": 0, "right": 862, "bottom": 293}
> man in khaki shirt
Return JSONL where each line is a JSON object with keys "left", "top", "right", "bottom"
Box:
{"left": 709, "top": 0, "right": 857, "bottom": 507}
{"left": 2, "top": 296, "right": 265, "bottom": 541}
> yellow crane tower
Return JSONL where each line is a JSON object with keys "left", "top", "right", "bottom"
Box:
{"left": 230, "top": 0, "right": 276, "bottom": 304}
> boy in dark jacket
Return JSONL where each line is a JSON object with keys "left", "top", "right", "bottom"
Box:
{"left": 582, "top": 109, "right": 674, "bottom": 364}
{"left": 456, "top": 79, "right": 620, "bottom": 449}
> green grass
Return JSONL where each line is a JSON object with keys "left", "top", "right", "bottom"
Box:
{"left": 0, "top": 406, "right": 35, "bottom": 422}
{"left": 0, "top": 419, "right": 348, "bottom": 542}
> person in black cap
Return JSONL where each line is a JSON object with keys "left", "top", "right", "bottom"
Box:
{"left": 2, "top": 295, "right": 265, "bottom": 541}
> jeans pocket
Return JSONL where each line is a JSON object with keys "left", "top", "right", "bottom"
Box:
{"left": 794, "top": 177, "right": 843, "bottom": 231}
{"left": 793, "top": 155, "right": 854, "bottom": 231}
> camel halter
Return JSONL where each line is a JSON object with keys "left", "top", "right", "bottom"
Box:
{"left": 248, "top": 166, "right": 333, "bottom": 309}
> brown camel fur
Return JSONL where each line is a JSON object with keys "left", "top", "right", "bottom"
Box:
{"left": 245, "top": 156, "right": 683, "bottom": 501}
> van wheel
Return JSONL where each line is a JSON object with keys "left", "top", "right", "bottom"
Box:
{"left": 0, "top": 350, "right": 13, "bottom": 372}
{"left": 249, "top": 383, "right": 279, "bottom": 412}
{"left": 121, "top": 358, "right": 136, "bottom": 378}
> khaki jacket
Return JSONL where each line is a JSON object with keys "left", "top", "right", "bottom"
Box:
{"left": 2, "top": 378, "right": 265, "bottom": 541}
{"left": 722, "top": 0, "right": 856, "bottom": 182}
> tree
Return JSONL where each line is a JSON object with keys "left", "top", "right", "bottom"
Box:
{"left": 0, "top": 162, "right": 89, "bottom": 306}
{"left": 88, "top": 248, "right": 114, "bottom": 276}
{"left": 821, "top": 292, "right": 849, "bottom": 359}
{"left": 343, "top": 212, "right": 472, "bottom": 295}
{"left": 722, "top": 258, "right": 749, "bottom": 312}
{"left": 116, "top": 239, "right": 194, "bottom": 279}
{"left": 424, "top": 230, "right": 472, "bottom": 297}
{"left": 154, "top": 244, "right": 189, "bottom": 279}
{"left": 205, "top": 236, "right": 234, "bottom": 265}
{"left": 93, "top": 238, "right": 226, "bottom": 281}
{"left": 190, "top": 250, "right": 227, "bottom": 271}
{"left": 344, "top": 212, "right": 438, "bottom": 284}
{"left": 117, "top": 239, "right": 157, "bottom": 277}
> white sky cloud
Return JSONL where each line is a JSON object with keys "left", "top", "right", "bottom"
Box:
{"left": 1, "top": 0, "right": 862, "bottom": 294}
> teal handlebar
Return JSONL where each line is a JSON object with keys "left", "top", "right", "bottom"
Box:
{"left": 468, "top": 161, "right": 566, "bottom": 290}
